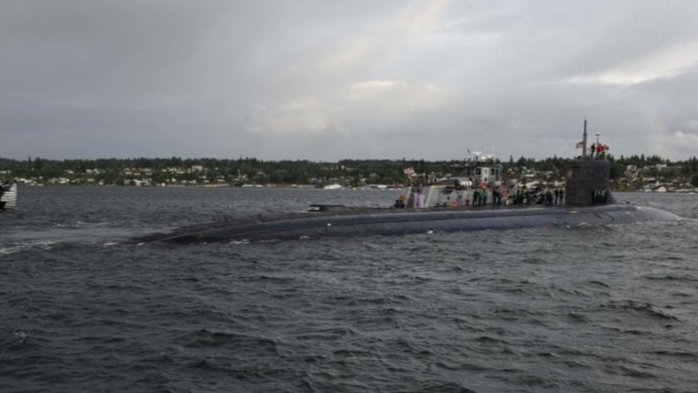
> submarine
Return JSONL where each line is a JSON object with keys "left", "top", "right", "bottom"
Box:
{"left": 141, "top": 125, "right": 681, "bottom": 245}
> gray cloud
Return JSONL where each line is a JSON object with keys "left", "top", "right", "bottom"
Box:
{"left": 1, "top": 0, "right": 698, "bottom": 160}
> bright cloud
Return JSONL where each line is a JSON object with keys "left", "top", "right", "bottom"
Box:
{"left": 346, "top": 80, "right": 454, "bottom": 111}
{"left": 248, "top": 99, "right": 336, "bottom": 136}
{"left": 568, "top": 42, "right": 698, "bottom": 86}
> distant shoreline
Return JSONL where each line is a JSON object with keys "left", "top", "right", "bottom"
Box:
{"left": 15, "top": 183, "right": 698, "bottom": 194}
{"left": 2, "top": 155, "right": 697, "bottom": 192}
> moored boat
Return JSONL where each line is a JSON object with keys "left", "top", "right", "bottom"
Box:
{"left": 0, "top": 181, "right": 17, "bottom": 211}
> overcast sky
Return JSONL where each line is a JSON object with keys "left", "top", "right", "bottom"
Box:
{"left": 2, "top": 0, "right": 698, "bottom": 161}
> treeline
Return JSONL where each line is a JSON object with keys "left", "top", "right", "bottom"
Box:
{"left": 0, "top": 157, "right": 468, "bottom": 185}
{"left": 1, "top": 155, "right": 697, "bottom": 186}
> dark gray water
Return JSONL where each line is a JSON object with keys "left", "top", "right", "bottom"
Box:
{"left": 1, "top": 187, "right": 697, "bottom": 392}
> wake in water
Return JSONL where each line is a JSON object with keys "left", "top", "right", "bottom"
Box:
{"left": 0, "top": 223, "right": 170, "bottom": 256}
{"left": 0, "top": 240, "right": 57, "bottom": 257}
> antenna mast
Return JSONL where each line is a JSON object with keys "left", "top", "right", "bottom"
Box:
{"left": 582, "top": 119, "right": 588, "bottom": 158}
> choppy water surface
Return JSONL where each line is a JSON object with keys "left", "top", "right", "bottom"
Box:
{"left": 1, "top": 187, "right": 697, "bottom": 392}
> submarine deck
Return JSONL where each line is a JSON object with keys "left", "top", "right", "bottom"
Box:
{"left": 139, "top": 203, "right": 681, "bottom": 244}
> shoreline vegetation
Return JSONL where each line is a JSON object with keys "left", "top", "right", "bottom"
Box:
{"left": 1, "top": 155, "right": 697, "bottom": 192}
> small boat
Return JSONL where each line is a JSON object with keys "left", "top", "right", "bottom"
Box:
{"left": 322, "top": 183, "right": 344, "bottom": 190}
{"left": 0, "top": 182, "right": 17, "bottom": 211}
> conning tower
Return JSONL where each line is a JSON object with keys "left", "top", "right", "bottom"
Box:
{"left": 565, "top": 120, "right": 611, "bottom": 207}
{"left": 565, "top": 159, "right": 610, "bottom": 206}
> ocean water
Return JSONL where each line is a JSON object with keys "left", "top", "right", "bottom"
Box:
{"left": 1, "top": 186, "right": 697, "bottom": 392}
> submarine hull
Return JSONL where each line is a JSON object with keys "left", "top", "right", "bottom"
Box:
{"left": 146, "top": 204, "right": 681, "bottom": 244}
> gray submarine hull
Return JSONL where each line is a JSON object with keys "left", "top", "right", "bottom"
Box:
{"left": 146, "top": 204, "right": 681, "bottom": 244}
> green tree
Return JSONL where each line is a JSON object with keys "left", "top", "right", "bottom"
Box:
{"left": 609, "top": 161, "right": 625, "bottom": 180}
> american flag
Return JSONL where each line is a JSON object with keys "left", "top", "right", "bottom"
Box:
{"left": 403, "top": 167, "right": 416, "bottom": 177}
{"left": 575, "top": 141, "right": 584, "bottom": 149}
